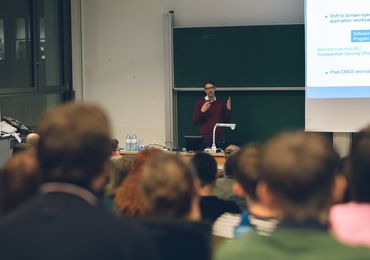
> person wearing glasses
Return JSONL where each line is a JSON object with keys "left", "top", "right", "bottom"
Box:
{"left": 192, "top": 81, "right": 231, "bottom": 150}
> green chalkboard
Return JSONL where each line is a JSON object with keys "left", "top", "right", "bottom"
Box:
{"left": 174, "top": 24, "right": 307, "bottom": 147}
{"left": 173, "top": 24, "right": 304, "bottom": 88}
{"left": 177, "top": 91, "right": 305, "bottom": 148}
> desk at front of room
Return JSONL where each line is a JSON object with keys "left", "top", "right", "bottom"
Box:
{"left": 119, "top": 151, "right": 226, "bottom": 167}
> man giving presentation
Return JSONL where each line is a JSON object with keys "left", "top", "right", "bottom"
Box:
{"left": 192, "top": 81, "right": 231, "bottom": 149}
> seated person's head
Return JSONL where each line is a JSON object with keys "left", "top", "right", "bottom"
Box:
{"left": 223, "top": 154, "right": 236, "bottom": 178}
{"left": 130, "top": 147, "right": 165, "bottom": 176}
{"left": 111, "top": 139, "right": 119, "bottom": 151}
{"left": 349, "top": 126, "right": 370, "bottom": 203}
{"left": 140, "top": 154, "right": 199, "bottom": 220}
{"left": 111, "top": 139, "right": 121, "bottom": 158}
{"left": 26, "top": 132, "right": 40, "bottom": 148}
{"left": 37, "top": 102, "right": 112, "bottom": 191}
{"left": 105, "top": 156, "right": 133, "bottom": 198}
{"left": 259, "top": 131, "right": 339, "bottom": 222}
{"left": 114, "top": 147, "right": 165, "bottom": 217}
{"left": 0, "top": 151, "right": 41, "bottom": 216}
{"left": 12, "top": 143, "right": 34, "bottom": 156}
{"left": 232, "top": 144, "right": 262, "bottom": 202}
{"left": 191, "top": 152, "right": 217, "bottom": 187}
{"left": 224, "top": 144, "right": 240, "bottom": 159}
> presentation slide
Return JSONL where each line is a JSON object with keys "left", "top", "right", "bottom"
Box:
{"left": 305, "top": 0, "right": 370, "bottom": 132}
{"left": 306, "top": 0, "right": 370, "bottom": 98}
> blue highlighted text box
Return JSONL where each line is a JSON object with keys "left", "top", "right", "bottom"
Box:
{"left": 352, "top": 30, "right": 370, "bottom": 42}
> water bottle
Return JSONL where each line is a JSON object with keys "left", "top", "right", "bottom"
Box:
{"left": 234, "top": 211, "right": 254, "bottom": 239}
{"left": 125, "top": 134, "right": 132, "bottom": 151}
{"left": 131, "top": 134, "right": 138, "bottom": 151}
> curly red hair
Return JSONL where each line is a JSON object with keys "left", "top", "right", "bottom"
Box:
{"left": 114, "top": 148, "right": 165, "bottom": 217}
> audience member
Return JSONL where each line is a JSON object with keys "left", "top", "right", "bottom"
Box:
{"left": 330, "top": 126, "right": 370, "bottom": 247}
{"left": 12, "top": 132, "right": 39, "bottom": 156}
{"left": 191, "top": 152, "right": 240, "bottom": 222}
{"left": 214, "top": 153, "right": 237, "bottom": 200}
{"left": 12, "top": 143, "right": 34, "bottom": 156}
{"left": 0, "top": 103, "right": 158, "bottom": 260}
{"left": 216, "top": 145, "right": 247, "bottom": 211}
{"left": 217, "top": 131, "right": 370, "bottom": 260}
{"left": 334, "top": 156, "right": 351, "bottom": 203}
{"left": 115, "top": 147, "right": 165, "bottom": 217}
{"left": 224, "top": 144, "right": 240, "bottom": 159}
{"left": 0, "top": 151, "right": 41, "bottom": 217}
{"left": 111, "top": 138, "right": 122, "bottom": 158}
{"left": 140, "top": 153, "right": 201, "bottom": 220}
{"left": 103, "top": 156, "right": 134, "bottom": 210}
{"left": 106, "top": 157, "right": 134, "bottom": 198}
{"left": 213, "top": 144, "right": 279, "bottom": 239}
{"left": 26, "top": 132, "right": 39, "bottom": 147}
{"left": 215, "top": 144, "right": 240, "bottom": 179}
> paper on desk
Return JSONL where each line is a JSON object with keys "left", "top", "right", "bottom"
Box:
{"left": 0, "top": 121, "right": 21, "bottom": 143}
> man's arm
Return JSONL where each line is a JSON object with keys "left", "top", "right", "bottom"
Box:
{"left": 223, "top": 97, "right": 231, "bottom": 123}
{"left": 192, "top": 99, "right": 207, "bottom": 125}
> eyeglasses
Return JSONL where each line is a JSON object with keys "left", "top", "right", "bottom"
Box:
{"left": 205, "top": 86, "right": 215, "bottom": 90}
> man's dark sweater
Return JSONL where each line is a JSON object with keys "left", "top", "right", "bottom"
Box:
{"left": 192, "top": 98, "right": 231, "bottom": 139}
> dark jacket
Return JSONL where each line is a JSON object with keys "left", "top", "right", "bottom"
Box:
{"left": 0, "top": 191, "right": 158, "bottom": 260}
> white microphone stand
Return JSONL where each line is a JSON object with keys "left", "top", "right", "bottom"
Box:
{"left": 210, "top": 123, "right": 236, "bottom": 153}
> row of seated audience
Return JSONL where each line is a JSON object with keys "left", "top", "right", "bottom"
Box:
{"left": 0, "top": 102, "right": 370, "bottom": 260}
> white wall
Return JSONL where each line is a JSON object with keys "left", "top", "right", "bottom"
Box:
{"left": 73, "top": 0, "right": 304, "bottom": 146}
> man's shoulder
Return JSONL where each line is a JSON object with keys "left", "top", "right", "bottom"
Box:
{"left": 215, "top": 233, "right": 269, "bottom": 260}
{"left": 216, "top": 229, "right": 370, "bottom": 260}
{"left": 0, "top": 194, "right": 145, "bottom": 235}
{"left": 0, "top": 195, "right": 153, "bottom": 254}
{"left": 266, "top": 229, "right": 370, "bottom": 258}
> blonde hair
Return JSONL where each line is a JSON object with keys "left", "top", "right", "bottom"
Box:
{"left": 105, "top": 156, "right": 133, "bottom": 198}
{"left": 140, "top": 154, "right": 197, "bottom": 219}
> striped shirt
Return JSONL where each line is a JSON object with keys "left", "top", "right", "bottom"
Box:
{"left": 213, "top": 212, "right": 279, "bottom": 239}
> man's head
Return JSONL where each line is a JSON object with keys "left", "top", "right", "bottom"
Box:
{"left": 26, "top": 133, "right": 40, "bottom": 148}
{"left": 111, "top": 139, "right": 121, "bottom": 158}
{"left": 141, "top": 154, "right": 198, "bottom": 219}
{"left": 259, "top": 131, "right": 338, "bottom": 221}
{"left": 37, "top": 102, "right": 112, "bottom": 189}
{"left": 111, "top": 139, "right": 119, "bottom": 152}
{"left": 203, "top": 81, "right": 216, "bottom": 100}
{"left": 349, "top": 125, "right": 370, "bottom": 202}
{"left": 233, "top": 144, "right": 262, "bottom": 201}
{"left": 191, "top": 152, "right": 217, "bottom": 187}
{"left": 224, "top": 144, "right": 240, "bottom": 159}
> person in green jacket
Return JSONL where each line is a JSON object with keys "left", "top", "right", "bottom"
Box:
{"left": 216, "top": 131, "right": 370, "bottom": 260}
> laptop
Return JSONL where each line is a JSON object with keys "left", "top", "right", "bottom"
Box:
{"left": 184, "top": 135, "right": 203, "bottom": 152}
